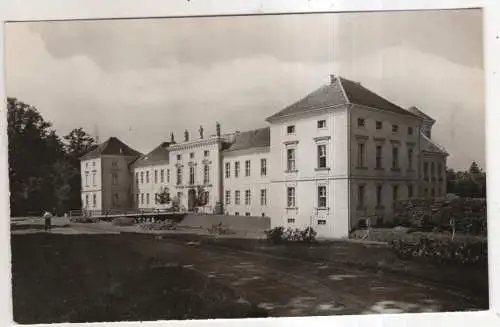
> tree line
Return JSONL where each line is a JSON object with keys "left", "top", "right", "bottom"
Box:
{"left": 446, "top": 161, "right": 486, "bottom": 198}
{"left": 7, "top": 98, "right": 97, "bottom": 216}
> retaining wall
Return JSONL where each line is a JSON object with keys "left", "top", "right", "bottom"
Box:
{"left": 178, "top": 214, "right": 270, "bottom": 232}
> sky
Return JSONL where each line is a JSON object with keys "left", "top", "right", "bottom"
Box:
{"left": 4, "top": 9, "right": 484, "bottom": 171}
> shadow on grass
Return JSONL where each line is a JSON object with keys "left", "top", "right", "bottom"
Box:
{"left": 11, "top": 234, "right": 268, "bottom": 324}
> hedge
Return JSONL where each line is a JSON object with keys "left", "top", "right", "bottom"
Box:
{"left": 393, "top": 197, "right": 486, "bottom": 235}
{"left": 390, "top": 236, "right": 487, "bottom": 266}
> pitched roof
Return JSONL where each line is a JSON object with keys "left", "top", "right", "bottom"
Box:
{"left": 266, "top": 75, "right": 420, "bottom": 121}
{"left": 132, "top": 141, "right": 173, "bottom": 167}
{"left": 408, "top": 106, "right": 435, "bottom": 122}
{"left": 223, "top": 127, "right": 270, "bottom": 153}
{"left": 80, "top": 137, "right": 142, "bottom": 160}
{"left": 420, "top": 133, "right": 448, "bottom": 155}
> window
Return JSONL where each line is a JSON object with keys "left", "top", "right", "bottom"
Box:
{"left": 112, "top": 173, "right": 118, "bottom": 185}
{"left": 112, "top": 160, "right": 118, "bottom": 168}
{"left": 376, "top": 185, "right": 383, "bottom": 207}
{"left": 357, "top": 118, "right": 365, "bottom": 127}
{"left": 245, "top": 190, "right": 251, "bottom": 205}
{"left": 287, "top": 218, "right": 295, "bottom": 223}
{"left": 93, "top": 194, "right": 96, "bottom": 207}
{"left": 235, "top": 161, "right": 240, "bottom": 178}
{"left": 225, "top": 191, "right": 231, "bottom": 205}
{"left": 140, "top": 171, "right": 144, "bottom": 184}
{"left": 176, "top": 167, "right": 182, "bottom": 185}
{"left": 431, "top": 188, "right": 435, "bottom": 197}
{"left": 190, "top": 152, "right": 195, "bottom": 159}
{"left": 235, "top": 191, "right": 241, "bottom": 205}
{"left": 408, "top": 185, "right": 414, "bottom": 198}
{"left": 317, "top": 119, "right": 326, "bottom": 128}
{"left": 235, "top": 212, "right": 240, "bottom": 216}
{"left": 245, "top": 160, "right": 251, "bottom": 176}
{"left": 408, "top": 148, "right": 414, "bottom": 170}
{"left": 438, "top": 187, "right": 442, "bottom": 197}
{"left": 141, "top": 193, "right": 144, "bottom": 205}
{"left": 424, "top": 162, "right": 429, "bottom": 180}
{"left": 260, "top": 189, "right": 267, "bottom": 206}
{"left": 203, "top": 165, "right": 210, "bottom": 184}
{"left": 225, "top": 162, "right": 231, "bottom": 178}
{"left": 287, "top": 125, "right": 295, "bottom": 134}
{"left": 245, "top": 212, "right": 251, "bottom": 216}
{"left": 136, "top": 193, "right": 139, "bottom": 206}
{"left": 189, "top": 166, "right": 195, "bottom": 185}
{"left": 261, "top": 159, "right": 267, "bottom": 176}
{"left": 287, "top": 148, "right": 296, "bottom": 171}
{"left": 262, "top": 213, "right": 266, "bottom": 217}
{"left": 376, "top": 121, "right": 383, "bottom": 130}
{"left": 177, "top": 192, "right": 182, "bottom": 200}
{"left": 203, "top": 191, "right": 209, "bottom": 205}
{"left": 154, "top": 193, "right": 158, "bottom": 204}
{"left": 204, "top": 150, "right": 209, "bottom": 157}
{"left": 146, "top": 193, "right": 150, "bottom": 205}
{"left": 135, "top": 172, "right": 139, "bottom": 185}
{"left": 85, "top": 172, "right": 89, "bottom": 186}
{"left": 317, "top": 145, "right": 327, "bottom": 169}
{"left": 167, "top": 169, "right": 170, "bottom": 183}
{"left": 392, "top": 146, "right": 399, "bottom": 169}
{"left": 392, "top": 124, "right": 399, "bottom": 133}
{"left": 112, "top": 193, "right": 119, "bottom": 206}
{"left": 318, "top": 220, "right": 327, "bottom": 225}
{"left": 160, "top": 169, "right": 164, "bottom": 183}
{"left": 287, "top": 187, "right": 296, "bottom": 208}
{"left": 177, "top": 154, "right": 181, "bottom": 161}
{"left": 408, "top": 126, "right": 413, "bottom": 135}
{"left": 357, "top": 143, "right": 366, "bottom": 168}
{"left": 424, "top": 188, "right": 428, "bottom": 197}
{"left": 92, "top": 172, "right": 96, "bottom": 185}
{"left": 431, "top": 163, "right": 435, "bottom": 181}
{"left": 375, "top": 145, "right": 383, "bottom": 169}
{"left": 358, "top": 185, "right": 365, "bottom": 208}
{"left": 154, "top": 170, "right": 158, "bottom": 183}
{"left": 146, "top": 171, "right": 150, "bottom": 183}
{"left": 318, "top": 186, "right": 327, "bottom": 208}
{"left": 393, "top": 185, "right": 399, "bottom": 206}
{"left": 86, "top": 162, "right": 89, "bottom": 168}
{"left": 93, "top": 162, "right": 96, "bottom": 167}
{"left": 85, "top": 194, "right": 89, "bottom": 207}
{"left": 438, "top": 163, "right": 443, "bottom": 181}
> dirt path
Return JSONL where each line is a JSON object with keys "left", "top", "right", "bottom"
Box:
{"left": 128, "top": 235, "right": 483, "bottom": 316}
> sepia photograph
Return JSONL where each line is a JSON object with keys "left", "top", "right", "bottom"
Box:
{"left": 4, "top": 8, "right": 488, "bottom": 324}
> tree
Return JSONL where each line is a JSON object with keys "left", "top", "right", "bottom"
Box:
{"left": 448, "top": 162, "right": 486, "bottom": 198}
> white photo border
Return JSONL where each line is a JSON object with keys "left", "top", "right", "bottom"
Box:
{"left": 0, "top": 0, "right": 498, "bottom": 326}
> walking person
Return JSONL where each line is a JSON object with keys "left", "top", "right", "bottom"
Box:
{"left": 43, "top": 210, "right": 52, "bottom": 232}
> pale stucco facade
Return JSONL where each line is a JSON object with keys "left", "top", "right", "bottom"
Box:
{"left": 80, "top": 74, "right": 449, "bottom": 239}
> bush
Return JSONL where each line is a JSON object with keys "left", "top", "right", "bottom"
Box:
{"left": 390, "top": 236, "right": 487, "bottom": 266}
{"left": 140, "top": 220, "right": 178, "bottom": 231}
{"left": 112, "top": 217, "right": 136, "bottom": 226}
{"left": 394, "top": 198, "right": 486, "bottom": 235}
{"left": 265, "top": 226, "right": 317, "bottom": 244}
{"left": 207, "top": 223, "right": 235, "bottom": 235}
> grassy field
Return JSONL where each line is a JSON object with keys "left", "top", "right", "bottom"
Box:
{"left": 11, "top": 234, "right": 266, "bottom": 324}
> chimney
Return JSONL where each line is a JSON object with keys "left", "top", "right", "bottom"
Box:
{"left": 330, "top": 74, "right": 336, "bottom": 85}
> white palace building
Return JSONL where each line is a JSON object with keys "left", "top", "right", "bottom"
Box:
{"left": 80, "top": 75, "right": 448, "bottom": 238}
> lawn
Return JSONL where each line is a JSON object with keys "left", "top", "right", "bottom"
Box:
{"left": 11, "top": 234, "right": 266, "bottom": 324}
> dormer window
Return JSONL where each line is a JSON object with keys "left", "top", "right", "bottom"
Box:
{"left": 376, "top": 121, "right": 383, "bottom": 130}
{"left": 177, "top": 154, "right": 181, "bottom": 161}
{"left": 287, "top": 125, "right": 296, "bottom": 134}
{"left": 392, "top": 124, "right": 399, "bottom": 133}
{"left": 317, "top": 120, "right": 326, "bottom": 129}
{"left": 357, "top": 118, "right": 365, "bottom": 127}
{"left": 190, "top": 152, "right": 195, "bottom": 159}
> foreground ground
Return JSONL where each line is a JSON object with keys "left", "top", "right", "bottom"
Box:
{"left": 11, "top": 229, "right": 488, "bottom": 324}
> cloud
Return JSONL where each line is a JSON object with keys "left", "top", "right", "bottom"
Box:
{"left": 5, "top": 12, "right": 484, "bottom": 171}
{"left": 26, "top": 9, "right": 482, "bottom": 72}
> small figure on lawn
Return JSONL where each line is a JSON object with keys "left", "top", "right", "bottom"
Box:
{"left": 43, "top": 210, "right": 53, "bottom": 232}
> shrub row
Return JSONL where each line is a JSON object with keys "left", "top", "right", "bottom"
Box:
{"left": 139, "top": 220, "right": 178, "bottom": 231}
{"left": 389, "top": 236, "right": 487, "bottom": 266}
{"left": 393, "top": 197, "right": 486, "bottom": 235}
{"left": 265, "top": 226, "right": 317, "bottom": 244}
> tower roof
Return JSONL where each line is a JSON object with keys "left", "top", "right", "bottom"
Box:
{"left": 79, "top": 137, "right": 142, "bottom": 160}
{"left": 266, "top": 75, "right": 420, "bottom": 122}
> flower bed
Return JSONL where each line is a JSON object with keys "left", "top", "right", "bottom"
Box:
{"left": 393, "top": 197, "right": 486, "bottom": 235}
